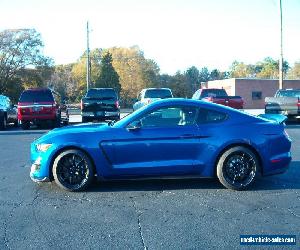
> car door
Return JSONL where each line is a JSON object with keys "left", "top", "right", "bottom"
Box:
{"left": 101, "top": 105, "right": 205, "bottom": 177}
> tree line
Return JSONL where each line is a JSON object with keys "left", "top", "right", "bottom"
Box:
{"left": 1, "top": 29, "right": 300, "bottom": 105}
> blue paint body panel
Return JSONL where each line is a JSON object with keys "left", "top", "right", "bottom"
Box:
{"left": 30, "top": 99, "right": 292, "bottom": 182}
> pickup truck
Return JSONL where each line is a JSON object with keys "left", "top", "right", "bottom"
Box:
{"left": 81, "top": 88, "right": 120, "bottom": 122}
{"left": 265, "top": 89, "right": 300, "bottom": 120}
{"left": 192, "top": 88, "right": 244, "bottom": 109}
{"left": 133, "top": 88, "right": 173, "bottom": 111}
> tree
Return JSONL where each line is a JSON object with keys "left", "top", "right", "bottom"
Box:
{"left": 95, "top": 52, "right": 120, "bottom": 92}
{"left": 229, "top": 61, "right": 254, "bottom": 78}
{"left": 108, "top": 46, "right": 159, "bottom": 106}
{"left": 199, "top": 67, "right": 210, "bottom": 83}
{"left": 0, "top": 29, "right": 53, "bottom": 94}
{"left": 209, "top": 69, "right": 222, "bottom": 80}
{"left": 185, "top": 66, "right": 200, "bottom": 94}
{"left": 50, "top": 64, "right": 78, "bottom": 102}
{"left": 288, "top": 62, "right": 300, "bottom": 79}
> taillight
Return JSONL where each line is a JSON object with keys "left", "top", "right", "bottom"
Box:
{"left": 297, "top": 99, "right": 300, "bottom": 108}
{"left": 81, "top": 100, "right": 84, "bottom": 110}
{"left": 115, "top": 100, "right": 120, "bottom": 109}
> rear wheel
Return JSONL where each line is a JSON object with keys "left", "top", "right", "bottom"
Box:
{"left": 0, "top": 115, "right": 7, "bottom": 130}
{"left": 217, "top": 146, "right": 259, "bottom": 190}
{"left": 82, "top": 117, "right": 89, "bottom": 123}
{"left": 20, "top": 121, "right": 30, "bottom": 130}
{"left": 52, "top": 149, "right": 94, "bottom": 191}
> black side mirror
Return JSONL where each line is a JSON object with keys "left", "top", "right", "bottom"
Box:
{"left": 127, "top": 120, "right": 142, "bottom": 131}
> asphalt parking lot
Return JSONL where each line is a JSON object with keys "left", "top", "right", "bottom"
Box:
{"left": 0, "top": 117, "right": 299, "bottom": 249}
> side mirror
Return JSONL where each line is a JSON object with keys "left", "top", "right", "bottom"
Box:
{"left": 127, "top": 120, "right": 142, "bottom": 131}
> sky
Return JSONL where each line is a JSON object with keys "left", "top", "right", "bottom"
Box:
{"left": 1, "top": 0, "right": 300, "bottom": 74}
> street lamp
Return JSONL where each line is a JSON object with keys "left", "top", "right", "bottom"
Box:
{"left": 279, "top": 0, "right": 283, "bottom": 89}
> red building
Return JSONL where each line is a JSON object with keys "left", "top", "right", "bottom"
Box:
{"left": 203, "top": 78, "right": 300, "bottom": 109}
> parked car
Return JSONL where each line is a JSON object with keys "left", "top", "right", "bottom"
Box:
{"left": 18, "top": 88, "right": 69, "bottom": 130}
{"left": 192, "top": 88, "right": 244, "bottom": 109}
{"left": 81, "top": 88, "right": 120, "bottom": 122}
{"left": 133, "top": 88, "right": 173, "bottom": 111}
{"left": 30, "top": 98, "right": 291, "bottom": 192}
{"left": 265, "top": 89, "right": 300, "bottom": 121}
{"left": 0, "top": 95, "right": 18, "bottom": 130}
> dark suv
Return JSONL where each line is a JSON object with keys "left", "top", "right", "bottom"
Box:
{"left": 18, "top": 88, "right": 69, "bottom": 129}
{"left": 81, "top": 88, "right": 120, "bottom": 122}
{"left": 0, "top": 95, "right": 18, "bottom": 130}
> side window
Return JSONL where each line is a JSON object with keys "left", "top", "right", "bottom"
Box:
{"left": 196, "top": 108, "right": 227, "bottom": 124}
{"left": 130, "top": 106, "right": 198, "bottom": 128}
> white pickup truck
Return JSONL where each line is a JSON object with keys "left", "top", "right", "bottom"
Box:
{"left": 133, "top": 88, "right": 173, "bottom": 111}
{"left": 265, "top": 89, "right": 300, "bottom": 120}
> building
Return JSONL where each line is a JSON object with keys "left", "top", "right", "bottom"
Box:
{"left": 203, "top": 78, "right": 300, "bottom": 109}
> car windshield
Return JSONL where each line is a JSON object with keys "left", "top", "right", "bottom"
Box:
{"left": 144, "top": 89, "right": 173, "bottom": 99}
{"left": 19, "top": 90, "right": 54, "bottom": 102}
{"left": 86, "top": 89, "right": 117, "bottom": 99}
{"left": 276, "top": 90, "right": 300, "bottom": 98}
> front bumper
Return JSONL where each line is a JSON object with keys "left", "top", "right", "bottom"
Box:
{"left": 30, "top": 155, "right": 51, "bottom": 182}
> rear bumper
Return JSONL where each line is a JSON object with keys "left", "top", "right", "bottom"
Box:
{"left": 263, "top": 152, "right": 292, "bottom": 176}
{"left": 82, "top": 111, "right": 120, "bottom": 119}
{"left": 19, "top": 114, "right": 56, "bottom": 121}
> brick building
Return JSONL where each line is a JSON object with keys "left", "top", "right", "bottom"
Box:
{"left": 203, "top": 78, "right": 300, "bottom": 109}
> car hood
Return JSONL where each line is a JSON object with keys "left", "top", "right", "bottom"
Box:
{"left": 35, "top": 122, "right": 109, "bottom": 143}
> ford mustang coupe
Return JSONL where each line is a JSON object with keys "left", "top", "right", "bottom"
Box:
{"left": 30, "top": 99, "right": 292, "bottom": 191}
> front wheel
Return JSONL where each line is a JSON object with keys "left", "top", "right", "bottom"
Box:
{"left": 52, "top": 149, "right": 94, "bottom": 191}
{"left": 217, "top": 146, "right": 259, "bottom": 190}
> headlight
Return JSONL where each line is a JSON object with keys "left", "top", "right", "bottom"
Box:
{"left": 36, "top": 143, "right": 52, "bottom": 152}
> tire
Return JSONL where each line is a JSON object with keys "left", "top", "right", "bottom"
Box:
{"left": 52, "top": 116, "right": 61, "bottom": 128}
{"left": 21, "top": 121, "right": 30, "bottom": 130}
{"left": 82, "top": 117, "right": 89, "bottom": 123}
{"left": 52, "top": 149, "right": 94, "bottom": 191}
{"left": 217, "top": 146, "right": 259, "bottom": 190}
{"left": 0, "top": 115, "right": 7, "bottom": 130}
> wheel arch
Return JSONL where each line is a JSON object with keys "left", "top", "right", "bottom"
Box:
{"left": 214, "top": 143, "right": 263, "bottom": 176}
{"left": 49, "top": 146, "right": 97, "bottom": 180}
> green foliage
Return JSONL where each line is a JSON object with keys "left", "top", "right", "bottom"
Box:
{"left": 95, "top": 52, "right": 121, "bottom": 92}
{"left": 107, "top": 46, "right": 159, "bottom": 106}
{"left": 185, "top": 66, "right": 200, "bottom": 94}
{"left": 230, "top": 58, "right": 289, "bottom": 79}
{"left": 288, "top": 62, "right": 300, "bottom": 79}
{"left": 0, "top": 29, "right": 53, "bottom": 92}
{"left": 0, "top": 29, "right": 53, "bottom": 100}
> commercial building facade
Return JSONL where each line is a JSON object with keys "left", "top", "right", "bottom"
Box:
{"left": 203, "top": 78, "right": 300, "bottom": 109}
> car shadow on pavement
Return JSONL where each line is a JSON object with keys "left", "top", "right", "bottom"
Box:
{"left": 251, "top": 160, "right": 300, "bottom": 191}
{"left": 87, "top": 161, "right": 300, "bottom": 193}
{"left": 89, "top": 178, "right": 224, "bottom": 193}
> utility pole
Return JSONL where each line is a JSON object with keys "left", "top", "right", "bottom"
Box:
{"left": 86, "top": 21, "right": 91, "bottom": 91}
{"left": 279, "top": 0, "right": 283, "bottom": 89}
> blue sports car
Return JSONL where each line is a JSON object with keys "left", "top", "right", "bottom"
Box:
{"left": 30, "top": 99, "right": 292, "bottom": 191}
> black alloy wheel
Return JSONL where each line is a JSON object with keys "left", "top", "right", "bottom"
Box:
{"left": 217, "top": 146, "right": 259, "bottom": 190}
{"left": 53, "top": 149, "right": 94, "bottom": 191}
